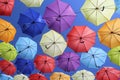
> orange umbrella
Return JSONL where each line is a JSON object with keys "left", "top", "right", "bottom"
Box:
{"left": 0, "top": 18, "right": 16, "bottom": 42}
{"left": 98, "top": 18, "right": 120, "bottom": 48}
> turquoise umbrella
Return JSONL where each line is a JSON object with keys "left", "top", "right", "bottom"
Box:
{"left": 0, "top": 74, "right": 13, "bottom": 80}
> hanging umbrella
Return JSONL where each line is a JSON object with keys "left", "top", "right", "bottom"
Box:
{"left": 0, "top": 60, "right": 16, "bottom": 75}
{"left": 50, "top": 72, "right": 70, "bottom": 80}
{"left": 57, "top": 52, "right": 80, "bottom": 72}
{"left": 18, "top": 8, "right": 46, "bottom": 37}
{"left": 98, "top": 18, "right": 120, "bottom": 48}
{"left": 0, "top": 42, "right": 17, "bottom": 61}
{"left": 29, "top": 73, "right": 47, "bottom": 80}
{"left": 43, "top": 0, "right": 76, "bottom": 33}
{"left": 40, "top": 30, "right": 67, "bottom": 57}
{"left": 15, "top": 37, "right": 37, "bottom": 60}
{"left": 72, "top": 70, "right": 95, "bottom": 80}
{"left": 115, "top": 0, "right": 120, "bottom": 14}
{"left": 81, "top": 0, "right": 116, "bottom": 26}
{"left": 0, "top": 18, "right": 16, "bottom": 42}
{"left": 80, "top": 47, "right": 107, "bottom": 69}
{"left": 96, "top": 67, "right": 120, "bottom": 80}
{"left": 67, "top": 26, "right": 96, "bottom": 52}
{"left": 15, "top": 58, "right": 34, "bottom": 74}
{"left": 14, "top": 74, "right": 29, "bottom": 80}
{"left": 0, "top": 0, "right": 14, "bottom": 16}
{"left": 0, "top": 74, "right": 13, "bottom": 80}
{"left": 34, "top": 54, "right": 55, "bottom": 73}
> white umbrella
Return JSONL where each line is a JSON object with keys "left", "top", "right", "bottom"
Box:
{"left": 14, "top": 74, "right": 29, "bottom": 80}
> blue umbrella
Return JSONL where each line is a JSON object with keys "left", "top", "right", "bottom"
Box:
{"left": 15, "top": 58, "right": 34, "bottom": 74}
{"left": 18, "top": 8, "right": 46, "bottom": 37}
{"left": 0, "top": 74, "right": 13, "bottom": 80}
{"left": 15, "top": 37, "right": 37, "bottom": 60}
{"left": 80, "top": 47, "right": 107, "bottom": 69}
{"left": 115, "top": 0, "right": 120, "bottom": 14}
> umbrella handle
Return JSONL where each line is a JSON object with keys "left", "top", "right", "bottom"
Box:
{"left": 45, "top": 42, "right": 55, "bottom": 49}
{"left": 101, "top": 6, "right": 105, "bottom": 11}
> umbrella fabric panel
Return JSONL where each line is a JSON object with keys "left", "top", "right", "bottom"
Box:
{"left": 0, "top": 74, "right": 13, "bottom": 80}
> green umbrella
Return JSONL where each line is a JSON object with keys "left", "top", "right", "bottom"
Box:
{"left": 0, "top": 42, "right": 17, "bottom": 61}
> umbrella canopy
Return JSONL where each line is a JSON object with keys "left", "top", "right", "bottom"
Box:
{"left": 67, "top": 26, "right": 96, "bottom": 52}
{"left": 43, "top": 0, "right": 76, "bottom": 33}
{"left": 0, "top": 60, "right": 16, "bottom": 75}
{"left": 96, "top": 67, "right": 120, "bottom": 80}
{"left": 0, "top": 18, "right": 16, "bottom": 42}
{"left": 115, "top": 0, "right": 120, "bottom": 14}
{"left": 72, "top": 70, "right": 95, "bottom": 80}
{"left": 14, "top": 74, "right": 29, "bottom": 80}
{"left": 81, "top": 0, "right": 116, "bottom": 26}
{"left": 0, "top": 0, "right": 14, "bottom": 16}
{"left": 98, "top": 18, "right": 120, "bottom": 48}
{"left": 0, "top": 42, "right": 17, "bottom": 61}
{"left": 20, "top": 0, "right": 44, "bottom": 7}
{"left": 15, "top": 37, "right": 37, "bottom": 60}
{"left": 18, "top": 8, "right": 46, "bottom": 37}
{"left": 57, "top": 52, "right": 80, "bottom": 72}
{"left": 15, "top": 58, "right": 34, "bottom": 74}
{"left": 29, "top": 73, "right": 47, "bottom": 80}
{"left": 34, "top": 55, "right": 55, "bottom": 73}
{"left": 50, "top": 72, "right": 70, "bottom": 80}
{"left": 0, "top": 74, "right": 13, "bottom": 80}
{"left": 40, "top": 30, "right": 67, "bottom": 57}
{"left": 80, "top": 47, "right": 107, "bottom": 69}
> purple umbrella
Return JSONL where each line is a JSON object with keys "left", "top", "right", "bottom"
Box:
{"left": 43, "top": 0, "right": 76, "bottom": 33}
{"left": 57, "top": 52, "right": 80, "bottom": 72}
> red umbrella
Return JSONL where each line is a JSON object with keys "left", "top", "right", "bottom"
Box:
{"left": 0, "top": 60, "right": 16, "bottom": 75}
{"left": 34, "top": 55, "right": 55, "bottom": 73}
{"left": 96, "top": 67, "right": 120, "bottom": 80}
{"left": 0, "top": 0, "right": 14, "bottom": 16}
{"left": 29, "top": 73, "right": 47, "bottom": 80}
{"left": 67, "top": 26, "right": 96, "bottom": 52}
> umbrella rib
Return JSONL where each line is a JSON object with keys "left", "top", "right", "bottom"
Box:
{"left": 113, "top": 34, "right": 120, "bottom": 44}
{"left": 46, "top": 7, "right": 58, "bottom": 15}
{"left": 62, "top": 17, "right": 71, "bottom": 27}
{"left": 88, "top": 0, "right": 96, "bottom": 7}
{"left": 61, "top": 5, "right": 69, "bottom": 15}
{"left": 109, "top": 71, "right": 119, "bottom": 78}
{"left": 86, "top": 10, "right": 96, "bottom": 20}
{"left": 44, "top": 35, "right": 54, "bottom": 42}
{"left": 98, "top": 11, "right": 109, "bottom": 21}
{"left": 105, "top": 71, "right": 111, "bottom": 80}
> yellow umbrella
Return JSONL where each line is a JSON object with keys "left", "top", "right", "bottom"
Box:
{"left": 98, "top": 18, "right": 120, "bottom": 48}
{"left": 50, "top": 72, "right": 70, "bottom": 80}
{"left": 0, "top": 18, "right": 16, "bottom": 43}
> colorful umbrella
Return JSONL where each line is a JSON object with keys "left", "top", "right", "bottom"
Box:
{"left": 0, "top": 0, "right": 14, "bottom": 16}
{"left": 0, "top": 74, "right": 13, "bottom": 80}
{"left": 43, "top": 0, "right": 76, "bottom": 33}
{"left": 18, "top": 8, "right": 46, "bottom": 37}
{"left": 0, "top": 18, "right": 16, "bottom": 42}
{"left": 0, "top": 42, "right": 17, "bottom": 61}
{"left": 15, "top": 58, "right": 34, "bottom": 74}
{"left": 57, "top": 52, "right": 80, "bottom": 72}
{"left": 15, "top": 37, "right": 37, "bottom": 60}
{"left": 81, "top": 0, "right": 116, "bottom": 26}
{"left": 98, "top": 18, "right": 120, "bottom": 48}
{"left": 40, "top": 30, "right": 67, "bottom": 57}
{"left": 29, "top": 73, "right": 47, "bottom": 80}
{"left": 80, "top": 47, "right": 107, "bottom": 69}
{"left": 14, "top": 74, "right": 29, "bottom": 80}
{"left": 72, "top": 70, "right": 95, "bottom": 80}
{"left": 0, "top": 60, "right": 16, "bottom": 75}
{"left": 115, "top": 0, "right": 120, "bottom": 14}
{"left": 96, "top": 67, "right": 120, "bottom": 80}
{"left": 50, "top": 72, "right": 70, "bottom": 80}
{"left": 67, "top": 26, "right": 96, "bottom": 52}
{"left": 34, "top": 55, "right": 55, "bottom": 73}
{"left": 20, "top": 0, "right": 44, "bottom": 7}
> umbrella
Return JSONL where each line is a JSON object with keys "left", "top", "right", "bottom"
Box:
{"left": 0, "top": 18, "right": 16, "bottom": 42}
{"left": 96, "top": 67, "right": 120, "bottom": 80}
{"left": 18, "top": 8, "right": 46, "bottom": 37}
{"left": 29, "top": 73, "right": 47, "bottom": 80}
{"left": 20, "top": 0, "right": 44, "bottom": 7}
{"left": 80, "top": 47, "right": 107, "bottom": 69}
{"left": 50, "top": 72, "right": 70, "bottom": 80}
{"left": 40, "top": 30, "right": 67, "bottom": 57}
{"left": 0, "top": 74, "right": 13, "bottom": 80}
{"left": 0, "top": 0, "right": 14, "bottom": 16}
{"left": 14, "top": 74, "right": 29, "bottom": 80}
{"left": 43, "top": 0, "right": 76, "bottom": 33}
{"left": 81, "top": 0, "right": 116, "bottom": 26}
{"left": 34, "top": 54, "right": 55, "bottom": 73}
{"left": 98, "top": 18, "right": 120, "bottom": 48}
{"left": 72, "top": 70, "right": 95, "bottom": 80}
{"left": 115, "top": 0, "right": 120, "bottom": 14}
{"left": 0, "top": 42, "right": 17, "bottom": 61}
{"left": 67, "top": 26, "right": 96, "bottom": 52}
{"left": 15, "top": 37, "right": 37, "bottom": 60}
{"left": 0, "top": 60, "right": 16, "bottom": 75}
{"left": 15, "top": 58, "right": 34, "bottom": 74}
{"left": 57, "top": 52, "right": 80, "bottom": 72}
